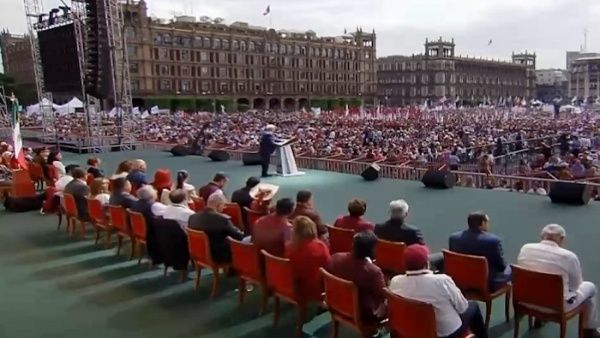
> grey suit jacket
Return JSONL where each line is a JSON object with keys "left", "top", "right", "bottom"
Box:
{"left": 188, "top": 209, "right": 245, "bottom": 264}
{"left": 64, "top": 179, "right": 91, "bottom": 219}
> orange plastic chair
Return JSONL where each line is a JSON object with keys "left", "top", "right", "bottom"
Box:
{"left": 29, "top": 163, "right": 45, "bottom": 190}
{"left": 321, "top": 268, "right": 387, "bottom": 338}
{"left": 228, "top": 238, "right": 269, "bottom": 314}
{"left": 385, "top": 289, "right": 474, "bottom": 338}
{"left": 243, "top": 207, "right": 266, "bottom": 234}
{"left": 108, "top": 205, "right": 133, "bottom": 259}
{"left": 187, "top": 229, "right": 230, "bottom": 297}
{"left": 127, "top": 209, "right": 148, "bottom": 265}
{"left": 62, "top": 193, "right": 87, "bottom": 238}
{"left": 512, "top": 264, "right": 587, "bottom": 338}
{"left": 262, "top": 249, "right": 308, "bottom": 338}
{"left": 443, "top": 250, "right": 511, "bottom": 328}
{"left": 190, "top": 196, "right": 205, "bottom": 212}
{"left": 223, "top": 203, "right": 244, "bottom": 231}
{"left": 327, "top": 225, "right": 355, "bottom": 254}
{"left": 86, "top": 197, "right": 111, "bottom": 247}
{"left": 10, "top": 169, "right": 37, "bottom": 198}
{"left": 374, "top": 239, "right": 406, "bottom": 277}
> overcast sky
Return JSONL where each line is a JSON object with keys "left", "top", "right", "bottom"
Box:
{"left": 1, "top": 0, "right": 598, "bottom": 69}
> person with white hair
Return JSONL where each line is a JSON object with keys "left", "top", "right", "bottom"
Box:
{"left": 188, "top": 192, "right": 244, "bottom": 264}
{"left": 375, "top": 199, "right": 425, "bottom": 245}
{"left": 127, "top": 159, "right": 148, "bottom": 191}
{"left": 258, "top": 124, "right": 281, "bottom": 177}
{"left": 517, "top": 224, "right": 600, "bottom": 337}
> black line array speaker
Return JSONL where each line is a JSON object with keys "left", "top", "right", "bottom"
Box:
{"left": 170, "top": 145, "right": 190, "bottom": 157}
{"left": 242, "top": 153, "right": 262, "bottom": 166}
{"left": 421, "top": 170, "right": 456, "bottom": 189}
{"left": 549, "top": 182, "right": 592, "bottom": 205}
{"left": 361, "top": 164, "right": 380, "bottom": 181}
{"left": 208, "top": 150, "right": 230, "bottom": 162}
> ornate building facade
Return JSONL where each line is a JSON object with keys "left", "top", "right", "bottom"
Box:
{"left": 569, "top": 56, "right": 600, "bottom": 100}
{"left": 123, "top": 1, "right": 377, "bottom": 111}
{"left": 0, "top": 31, "right": 36, "bottom": 92}
{"left": 377, "top": 38, "right": 536, "bottom": 106}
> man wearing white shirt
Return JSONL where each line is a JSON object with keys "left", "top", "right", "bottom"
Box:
{"left": 161, "top": 189, "right": 194, "bottom": 232}
{"left": 390, "top": 244, "right": 488, "bottom": 338}
{"left": 517, "top": 224, "right": 600, "bottom": 337}
{"left": 55, "top": 164, "right": 79, "bottom": 192}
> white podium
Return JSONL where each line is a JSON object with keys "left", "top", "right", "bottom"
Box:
{"left": 276, "top": 144, "right": 305, "bottom": 177}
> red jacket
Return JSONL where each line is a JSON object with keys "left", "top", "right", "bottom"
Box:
{"left": 291, "top": 203, "right": 327, "bottom": 236}
{"left": 327, "top": 253, "right": 387, "bottom": 321}
{"left": 285, "top": 239, "right": 330, "bottom": 301}
{"left": 333, "top": 215, "right": 375, "bottom": 232}
{"left": 252, "top": 214, "right": 291, "bottom": 257}
{"left": 198, "top": 182, "right": 222, "bottom": 202}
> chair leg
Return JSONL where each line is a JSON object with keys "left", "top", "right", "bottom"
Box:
{"left": 79, "top": 220, "right": 86, "bottom": 239}
{"left": 116, "top": 236, "right": 123, "bottom": 256}
{"left": 513, "top": 314, "right": 520, "bottom": 338}
{"left": 211, "top": 268, "right": 220, "bottom": 298}
{"left": 56, "top": 212, "right": 62, "bottom": 231}
{"left": 560, "top": 320, "right": 566, "bottom": 338}
{"left": 194, "top": 265, "right": 201, "bottom": 290}
{"left": 137, "top": 243, "right": 144, "bottom": 264}
{"left": 259, "top": 284, "right": 269, "bottom": 316}
{"left": 238, "top": 278, "right": 246, "bottom": 305}
{"left": 163, "top": 265, "right": 169, "bottom": 277}
{"left": 128, "top": 238, "right": 135, "bottom": 260}
{"left": 332, "top": 320, "right": 340, "bottom": 338}
{"left": 579, "top": 313, "right": 585, "bottom": 338}
{"left": 273, "top": 296, "right": 280, "bottom": 327}
{"left": 528, "top": 315, "right": 533, "bottom": 329}
{"left": 485, "top": 300, "right": 492, "bottom": 329}
{"left": 94, "top": 227, "right": 100, "bottom": 245}
{"left": 295, "top": 304, "right": 307, "bottom": 338}
{"left": 505, "top": 290, "right": 511, "bottom": 322}
{"left": 105, "top": 230, "right": 112, "bottom": 248}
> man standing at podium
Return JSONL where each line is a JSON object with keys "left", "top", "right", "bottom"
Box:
{"left": 259, "top": 124, "right": 281, "bottom": 177}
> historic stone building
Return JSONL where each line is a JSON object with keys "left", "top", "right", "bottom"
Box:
{"left": 377, "top": 38, "right": 536, "bottom": 106}
{"left": 569, "top": 56, "right": 600, "bottom": 100}
{"left": 123, "top": 0, "right": 377, "bottom": 111}
{"left": 0, "top": 31, "right": 36, "bottom": 93}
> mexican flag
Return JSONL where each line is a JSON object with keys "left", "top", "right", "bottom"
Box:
{"left": 9, "top": 93, "right": 27, "bottom": 170}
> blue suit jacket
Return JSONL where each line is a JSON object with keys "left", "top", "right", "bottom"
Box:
{"left": 259, "top": 132, "right": 280, "bottom": 155}
{"left": 448, "top": 229, "right": 508, "bottom": 283}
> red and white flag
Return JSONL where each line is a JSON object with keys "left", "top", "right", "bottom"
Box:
{"left": 263, "top": 5, "right": 270, "bottom": 16}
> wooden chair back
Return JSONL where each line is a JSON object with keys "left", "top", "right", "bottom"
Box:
{"left": 108, "top": 205, "right": 129, "bottom": 234}
{"left": 327, "top": 225, "right": 354, "bottom": 254}
{"left": 62, "top": 193, "right": 78, "bottom": 218}
{"left": 187, "top": 228, "right": 214, "bottom": 266}
{"left": 443, "top": 250, "right": 489, "bottom": 294}
{"left": 223, "top": 203, "right": 244, "bottom": 230}
{"left": 512, "top": 264, "right": 565, "bottom": 313}
{"left": 321, "top": 268, "right": 361, "bottom": 321}
{"left": 386, "top": 289, "right": 438, "bottom": 338}
{"left": 86, "top": 198, "right": 105, "bottom": 224}
{"left": 190, "top": 196, "right": 205, "bottom": 212}
{"left": 127, "top": 209, "right": 147, "bottom": 242}
{"left": 374, "top": 239, "right": 406, "bottom": 275}
{"left": 229, "top": 238, "right": 263, "bottom": 282}
{"left": 262, "top": 249, "right": 296, "bottom": 301}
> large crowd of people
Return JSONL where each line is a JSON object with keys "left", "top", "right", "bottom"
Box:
{"left": 18, "top": 153, "right": 598, "bottom": 338}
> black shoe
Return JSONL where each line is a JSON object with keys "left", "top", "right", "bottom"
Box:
{"left": 533, "top": 319, "right": 546, "bottom": 329}
{"left": 261, "top": 174, "right": 273, "bottom": 178}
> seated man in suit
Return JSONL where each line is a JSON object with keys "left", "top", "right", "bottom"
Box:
{"left": 327, "top": 231, "right": 387, "bottom": 322}
{"left": 252, "top": 197, "right": 294, "bottom": 257}
{"left": 109, "top": 177, "right": 138, "bottom": 209}
{"left": 188, "top": 192, "right": 244, "bottom": 264}
{"left": 63, "top": 167, "right": 91, "bottom": 221}
{"left": 375, "top": 199, "right": 443, "bottom": 271}
{"left": 231, "top": 177, "right": 260, "bottom": 226}
{"left": 448, "top": 212, "right": 511, "bottom": 290}
{"left": 290, "top": 190, "right": 327, "bottom": 238}
{"left": 131, "top": 185, "right": 165, "bottom": 265}
{"left": 198, "top": 172, "right": 228, "bottom": 202}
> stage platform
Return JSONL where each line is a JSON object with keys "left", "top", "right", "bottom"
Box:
{"left": 1, "top": 150, "right": 599, "bottom": 338}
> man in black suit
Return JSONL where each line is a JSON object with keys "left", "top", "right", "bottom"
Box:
{"left": 109, "top": 177, "right": 138, "bottom": 209}
{"left": 259, "top": 124, "right": 281, "bottom": 177}
{"left": 375, "top": 199, "right": 443, "bottom": 271}
{"left": 188, "top": 192, "right": 244, "bottom": 264}
{"left": 131, "top": 185, "right": 164, "bottom": 265}
{"left": 375, "top": 199, "right": 424, "bottom": 245}
{"left": 64, "top": 167, "right": 91, "bottom": 221}
{"left": 231, "top": 176, "right": 260, "bottom": 226}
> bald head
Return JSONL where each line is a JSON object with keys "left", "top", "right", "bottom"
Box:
{"left": 137, "top": 185, "right": 157, "bottom": 201}
{"left": 265, "top": 124, "right": 276, "bottom": 132}
{"left": 134, "top": 159, "right": 147, "bottom": 171}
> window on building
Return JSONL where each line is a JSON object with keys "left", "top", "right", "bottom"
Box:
{"left": 249, "top": 41, "right": 255, "bottom": 51}
{"left": 181, "top": 80, "right": 192, "bottom": 92}
{"left": 213, "top": 38, "right": 221, "bottom": 49}
{"left": 222, "top": 39, "right": 230, "bottom": 49}
{"left": 201, "top": 81, "right": 210, "bottom": 92}
{"left": 232, "top": 40, "right": 239, "bottom": 50}
{"left": 159, "top": 64, "right": 169, "bottom": 75}
{"left": 203, "top": 37, "right": 210, "bottom": 48}
{"left": 131, "top": 80, "right": 139, "bottom": 91}
{"left": 130, "top": 63, "right": 139, "bottom": 74}
{"left": 194, "top": 37, "right": 203, "bottom": 48}
{"left": 181, "top": 66, "right": 190, "bottom": 77}
{"left": 240, "top": 41, "right": 247, "bottom": 51}
{"left": 181, "top": 50, "right": 190, "bottom": 62}
{"left": 159, "top": 79, "right": 171, "bottom": 90}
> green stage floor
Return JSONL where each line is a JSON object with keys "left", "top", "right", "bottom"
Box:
{"left": 1, "top": 150, "right": 599, "bottom": 338}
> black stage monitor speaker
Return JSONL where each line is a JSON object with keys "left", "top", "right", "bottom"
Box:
{"left": 170, "top": 145, "right": 190, "bottom": 157}
{"left": 208, "top": 150, "right": 230, "bottom": 162}
{"left": 422, "top": 170, "right": 456, "bottom": 189}
{"left": 361, "top": 164, "right": 380, "bottom": 181}
{"left": 242, "top": 152, "right": 262, "bottom": 166}
{"left": 549, "top": 182, "right": 592, "bottom": 205}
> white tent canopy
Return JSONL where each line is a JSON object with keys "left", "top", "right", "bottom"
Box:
{"left": 55, "top": 97, "right": 84, "bottom": 115}
{"left": 25, "top": 98, "right": 59, "bottom": 116}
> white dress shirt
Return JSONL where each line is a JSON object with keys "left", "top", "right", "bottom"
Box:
{"left": 94, "top": 193, "right": 110, "bottom": 205}
{"left": 55, "top": 175, "right": 74, "bottom": 192}
{"left": 517, "top": 240, "right": 583, "bottom": 300}
{"left": 161, "top": 203, "right": 194, "bottom": 231}
{"left": 389, "top": 270, "right": 469, "bottom": 337}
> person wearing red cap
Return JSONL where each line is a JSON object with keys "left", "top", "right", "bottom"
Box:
{"left": 390, "top": 244, "right": 488, "bottom": 338}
